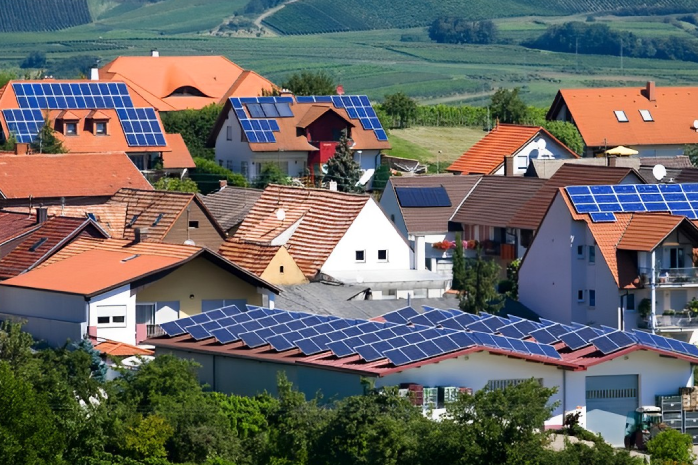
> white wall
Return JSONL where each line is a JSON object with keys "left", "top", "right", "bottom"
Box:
{"left": 89, "top": 285, "right": 136, "bottom": 345}
{"left": 512, "top": 134, "right": 578, "bottom": 175}
{"left": 379, "top": 181, "right": 408, "bottom": 238}
{"left": 322, "top": 199, "right": 412, "bottom": 274}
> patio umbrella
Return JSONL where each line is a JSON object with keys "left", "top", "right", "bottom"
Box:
{"left": 605, "top": 146, "right": 638, "bottom": 156}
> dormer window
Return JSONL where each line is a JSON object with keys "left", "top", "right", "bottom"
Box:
{"left": 94, "top": 121, "right": 107, "bottom": 135}
{"left": 65, "top": 121, "right": 78, "bottom": 136}
{"left": 614, "top": 110, "right": 628, "bottom": 122}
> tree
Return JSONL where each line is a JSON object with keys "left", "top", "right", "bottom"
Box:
{"left": 324, "top": 129, "right": 362, "bottom": 193}
{"left": 685, "top": 144, "right": 698, "bottom": 167}
{"left": 647, "top": 428, "right": 696, "bottom": 464}
{"left": 382, "top": 92, "right": 417, "bottom": 128}
{"left": 31, "top": 119, "right": 67, "bottom": 154}
{"left": 429, "top": 17, "right": 498, "bottom": 45}
{"left": 280, "top": 70, "right": 336, "bottom": 96}
{"left": 20, "top": 51, "right": 46, "bottom": 69}
{"left": 253, "top": 162, "right": 290, "bottom": 189}
{"left": 452, "top": 232, "right": 466, "bottom": 292}
{"left": 543, "top": 120, "right": 584, "bottom": 155}
{"left": 490, "top": 88, "right": 529, "bottom": 124}
{"left": 0, "top": 69, "right": 17, "bottom": 89}
{"left": 459, "top": 246, "right": 503, "bottom": 314}
{"left": 152, "top": 177, "right": 199, "bottom": 193}
{"left": 192, "top": 157, "right": 247, "bottom": 190}
{"left": 160, "top": 103, "right": 221, "bottom": 160}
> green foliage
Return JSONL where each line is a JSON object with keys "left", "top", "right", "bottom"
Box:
{"left": 647, "top": 428, "right": 696, "bottom": 464}
{"left": 543, "top": 120, "right": 584, "bottom": 155}
{"left": 382, "top": 92, "right": 418, "bottom": 128}
{"left": 505, "top": 258, "right": 521, "bottom": 300}
{"left": 122, "top": 415, "right": 173, "bottom": 460}
{"left": 68, "top": 338, "right": 108, "bottom": 383}
{"left": 452, "top": 232, "right": 466, "bottom": 292}
{"left": 21, "top": 51, "right": 46, "bottom": 69}
{"left": 253, "top": 163, "right": 290, "bottom": 189}
{"left": 0, "top": 69, "right": 17, "bottom": 90}
{"left": 160, "top": 103, "right": 222, "bottom": 161}
{"left": 242, "top": 0, "right": 285, "bottom": 14}
{"left": 459, "top": 246, "right": 503, "bottom": 314}
{"left": 490, "top": 88, "right": 529, "bottom": 124}
{"left": 280, "top": 70, "right": 336, "bottom": 96}
{"left": 0, "top": 0, "right": 91, "bottom": 32}
{"left": 191, "top": 157, "right": 248, "bottom": 194}
{"left": 30, "top": 119, "right": 67, "bottom": 154}
{"left": 152, "top": 177, "right": 200, "bottom": 193}
{"left": 429, "top": 17, "right": 498, "bottom": 44}
{"left": 685, "top": 144, "right": 698, "bottom": 167}
{"left": 639, "top": 298, "right": 653, "bottom": 319}
{"left": 46, "top": 55, "right": 100, "bottom": 79}
{"left": 324, "top": 129, "right": 362, "bottom": 193}
{"left": 541, "top": 440, "right": 644, "bottom": 465}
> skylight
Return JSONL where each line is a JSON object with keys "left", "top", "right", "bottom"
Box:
{"left": 121, "top": 254, "right": 140, "bottom": 263}
{"left": 152, "top": 213, "right": 164, "bottom": 227}
{"left": 127, "top": 214, "right": 140, "bottom": 228}
{"left": 614, "top": 110, "right": 629, "bottom": 122}
{"left": 639, "top": 109, "right": 653, "bottom": 122}
{"left": 28, "top": 237, "right": 48, "bottom": 252}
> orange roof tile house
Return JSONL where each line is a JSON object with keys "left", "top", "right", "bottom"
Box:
{"left": 447, "top": 123, "right": 578, "bottom": 176}
{"left": 209, "top": 94, "right": 390, "bottom": 185}
{"left": 98, "top": 53, "right": 276, "bottom": 111}
{"left": 547, "top": 81, "right": 698, "bottom": 158}
{"left": 519, "top": 182, "right": 698, "bottom": 340}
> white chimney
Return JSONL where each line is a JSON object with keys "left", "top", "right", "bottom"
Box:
{"left": 151, "top": 49, "right": 159, "bottom": 57}
{"left": 329, "top": 181, "right": 338, "bottom": 191}
{"left": 90, "top": 68, "right": 99, "bottom": 81}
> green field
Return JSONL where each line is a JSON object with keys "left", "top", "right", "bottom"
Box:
{"left": 389, "top": 127, "right": 486, "bottom": 167}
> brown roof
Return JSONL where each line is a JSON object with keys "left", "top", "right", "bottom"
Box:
{"left": 446, "top": 124, "right": 578, "bottom": 175}
{"left": 547, "top": 83, "right": 698, "bottom": 147}
{"left": 0, "top": 217, "right": 107, "bottom": 279}
{"left": 202, "top": 186, "right": 264, "bottom": 231}
{"left": 107, "top": 188, "right": 224, "bottom": 242}
{"left": 0, "top": 152, "right": 153, "bottom": 200}
{"left": 234, "top": 185, "right": 370, "bottom": 277}
{"left": 218, "top": 238, "right": 280, "bottom": 276}
{"left": 508, "top": 164, "right": 641, "bottom": 230}
{"left": 639, "top": 156, "right": 692, "bottom": 169}
{"left": 163, "top": 133, "right": 196, "bottom": 169}
{"left": 0, "top": 211, "right": 39, "bottom": 244}
{"left": 450, "top": 176, "right": 546, "bottom": 228}
{"left": 4, "top": 204, "right": 127, "bottom": 239}
{"left": 387, "top": 174, "right": 481, "bottom": 234}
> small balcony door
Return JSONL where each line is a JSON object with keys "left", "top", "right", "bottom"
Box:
{"left": 669, "top": 247, "right": 685, "bottom": 269}
{"left": 136, "top": 303, "right": 156, "bottom": 325}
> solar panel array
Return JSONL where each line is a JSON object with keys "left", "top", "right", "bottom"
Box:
{"left": 295, "top": 95, "right": 388, "bottom": 141}
{"left": 395, "top": 186, "right": 452, "bottom": 208}
{"left": 229, "top": 96, "right": 293, "bottom": 144}
{"left": 3, "top": 82, "right": 165, "bottom": 147}
{"left": 566, "top": 183, "right": 698, "bottom": 223}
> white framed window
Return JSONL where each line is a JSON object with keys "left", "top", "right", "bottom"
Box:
{"left": 65, "top": 121, "right": 78, "bottom": 135}
{"left": 226, "top": 125, "right": 233, "bottom": 141}
{"left": 355, "top": 250, "right": 366, "bottom": 262}
{"left": 589, "top": 245, "right": 596, "bottom": 264}
{"left": 614, "top": 110, "right": 628, "bottom": 122}
{"left": 95, "top": 121, "right": 107, "bottom": 135}
{"left": 589, "top": 290, "right": 596, "bottom": 307}
{"left": 516, "top": 155, "right": 528, "bottom": 170}
{"left": 577, "top": 290, "right": 585, "bottom": 302}
{"left": 577, "top": 245, "right": 585, "bottom": 259}
{"left": 639, "top": 109, "right": 653, "bottom": 122}
{"left": 95, "top": 305, "right": 127, "bottom": 328}
{"left": 378, "top": 249, "right": 388, "bottom": 262}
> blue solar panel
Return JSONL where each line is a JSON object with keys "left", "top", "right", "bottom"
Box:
{"left": 296, "top": 338, "right": 324, "bottom": 355}
{"left": 395, "top": 186, "right": 451, "bottom": 208}
{"left": 590, "top": 212, "right": 616, "bottom": 223}
{"left": 382, "top": 307, "right": 419, "bottom": 324}
{"left": 185, "top": 324, "right": 211, "bottom": 340}
{"left": 529, "top": 328, "right": 557, "bottom": 344}
{"left": 560, "top": 332, "right": 588, "bottom": 350}
{"left": 415, "top": 340, "right": 442, "bottom": 357}
{"left": 650, "top": 334, "right": 673, "bottom": 350}
{"left": 508, "top": 338, "right": 530, "bottom": 354}
{"left": 2, "top": 109, "right": 44, "bottom": 143}
{"left": 384, "top": 348, "right": 412, "bottom": 366}
{"left": 190, "top": 313, "right": 211, "bottom": 324}
{"left": 160, "top": 321, "right": 185, "bottom": 336}
{"left": 498, "top": 324, "right": 525, "bottom": 339}
{"left": 355, "top": 343, "right": 384, "bottom": 362}
{"left": 266, "top": 334, "right": 295, "bottom": 351}
{"left": 606, "top": 331, "right": 635, "bottom": 349}
{"left": 540, "top": 344, "right": 562, "bottom": 359}
{"left": 590, "top": 335, "right": 619, "bottom": 355}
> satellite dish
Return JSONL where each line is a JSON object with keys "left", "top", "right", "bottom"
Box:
{"left": 276, "top": 208, "right": 286, "bottom": 221}
{"left": 652, "top": 164, "right": 667, "bottom": 182}
{"left": 693, "top": 119, "right": 698, "bottom": 129}
{"left": 537, "top": 139, "right": 547, "bottom": 150}
{"left": 321, "top": 164, "right": 329, "bottom": 174}
{"left": 183, "top": 239, "right": 195, "bottom": 246}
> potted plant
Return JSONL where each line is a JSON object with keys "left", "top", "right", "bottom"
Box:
{"left": 686, "top": 298, "right": 698, "bottom": 316}
{"left": 663, "top": 309, "right": 676, "bottom": 316}
{"left": 638, "top": 298, "right": 652, "bottom": 320}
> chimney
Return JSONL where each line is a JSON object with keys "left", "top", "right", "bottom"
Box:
{"left": 36, "top": 207, "right": 48, "bottom": 224}
{"left": 329, "top": 180, "right": 338, "bottom": 191}
{"left": 646, "top": 81, "right": 656, "bottom": 102}
{"left": 504, "top": 156, "right": 515, "bottom": 177}
{"left": 90, "top": 67, "right": 99, "bottom": 81}
{"left": 219, "top": 179, "right": 227, "bottom": 189}
{"left": 134, "top": 227, "right": 149, "bottom": 244}
{"left": 15, "top": 142, "right": 29, "bottom": 155}
{"left": 151, "top": 49, "right": 159, "bottom": 57}
{"left": 607, "top": 155, "right": 618, "bottom": 167}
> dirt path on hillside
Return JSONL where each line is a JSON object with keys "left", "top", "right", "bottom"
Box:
{"left": 254, "top": 0, "right": 298, "bottom": 36}
{"left": 419, "top": 90, "right": 494, "bottom": 105}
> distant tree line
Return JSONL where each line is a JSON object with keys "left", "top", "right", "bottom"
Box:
{"left": 525, "top": 21, "right": 698, "bottom": 63}
{"left": 428, "top": 17, "right": 498, "bottom": 44}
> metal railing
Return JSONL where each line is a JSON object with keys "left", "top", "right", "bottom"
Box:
{"left": 639, "top": 267, "right": 698, "bottom": 286}
{"left": 656, "top": 314, "right": 698, "bottom": 328}
{"left": 147, "top": 324, "right": 165, "bottom": 338}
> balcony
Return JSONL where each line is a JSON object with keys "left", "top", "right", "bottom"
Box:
{"left": 638, "top": 267, "right": 698, "bottom": 287}
{"left": 147, "top": 324, "right": 165, "bottom": 338}
{"left": 656, "top": 314, "right": 698, "bottom": 329}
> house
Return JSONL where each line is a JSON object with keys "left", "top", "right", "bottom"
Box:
{"left": 0, "top": 152, "right": 153, "bottom": 208}
{"left": 519, "top": 182, "right": 698, "bottom": 338}
{"left": 379, "top": 174, "right": 481, "bottom": 274}
{"left": 0, "top": 79, "right": 195, "bottom": 173}
{"left": 208, "top": 94, "right": 390, "bottom": 183}
{"left": 98, "top": 52, "right": 276, "bottom": 111}
{"left": 447, "top": 123, "right": 579, "bottom": 176}
{"left": 0, "top": 211, "right": 44, "bottom": 258}
{"left": 201, "top": 184, "right": 263, "bottom": 235}
{"left": 220, "top": 184, "right": 450, "bottom": 298}
{"left": 107, "top": 188, "right": 226, "bottom": 249}
{"left": 148, "top": 304, "right": 698, "bottom": 447}
{"left": 547, "top": 81, "right": 698, "bottom": 158}
{"left": 0, "top": 213, "right": 108, "bottom": 279}
{"left": 0, "top": 237, "right": 279, "bottom": 347}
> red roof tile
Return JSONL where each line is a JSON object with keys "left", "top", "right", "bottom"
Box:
{"left": 94, "top": 340, "right": 153, "bottom": 356}
{"left": 218, "top": 238, "right": 281, "bottom": 276}
{"left": 163, "top": 133, "right": 196, "bottom": 169}
{"left": 0, "top": 211, "right": 40, "bottom": 245}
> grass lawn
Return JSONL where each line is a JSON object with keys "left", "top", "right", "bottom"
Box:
{"left": 389, "top": 126, "right": 485, "bottom": 167}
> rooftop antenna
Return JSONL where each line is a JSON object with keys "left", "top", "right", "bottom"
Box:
{"left": 652, "top": 164, "right": 666, "bottom": 183}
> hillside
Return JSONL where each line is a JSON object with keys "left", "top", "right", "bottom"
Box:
{"left": 0, "top": 0, "right": 91, "bottom": 32}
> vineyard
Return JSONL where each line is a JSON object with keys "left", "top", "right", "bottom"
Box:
{"left": 0, "top": 0, "right": 91, "bottom": 32}
{"left": 263, "top": 0, "right": 698, "bottom": 35}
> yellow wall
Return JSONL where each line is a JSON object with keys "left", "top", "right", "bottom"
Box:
{"left": 136, "top": 256, "right": 263, "bottom": 317}
{"left": 260, "top": 248, "right": 308, "bottom": 285}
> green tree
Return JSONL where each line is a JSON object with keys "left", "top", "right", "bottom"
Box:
{"left": 192, "top": 157, "right": 247, "bottom": 190}
{"left": 452, "top": 232, "right": 466, "bottom": 292}
{"left": 160, "top": 103, "right": 222, "bottom": 160}
{"left": 459, "top": 246, "right": 503, "bottom": 314}
{"left": 152, "top": 177, "right": 200, "bottom": 193}
{"left": 280, "top": 70, "right": 336, "bottom": 96}
{"left": 685, "top": 144, "right": 698, "bottom": 167}
{"left": 324, "top": 129, "right": 362, "bottom": 193}
{"left": 122, "top": 415, "right": 173, "bottom": 460}
{"left": 253, "top": 162, "right": 290, "bottom": 189}
{"left": 490, "top": 87, "right": 529, "bottom": 124}
{"left": 543, "top": 120, "right": 584, "bottom": 155}
{"left": 20, "top": 51, "right": 46, "bottom": 69}
{"left": 382, "top": 92, "right": 418, "bottom": 128}
{"left": 31, "top": 119, "right": 67, "bottom": 154}
{"left": 647, "top": 428, "right": 696, "bottom": 464}
{"left": 0, "top": 69, "right": 17, "bottom": 89}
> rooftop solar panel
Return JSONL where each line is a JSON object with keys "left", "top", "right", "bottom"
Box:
{"left": 590, "top": 335, "right": 620, "bottom": 355}
{"left": 529, "top": 328, "right": 557, "bottom": 345}
{"left": 560, "top": 332, "right": 588, "bottom": 350}
{"left": 395, "top": 186, "right": 451, "bottom": 208}
{"left": 160, "top": 321, "right": 185, "bottom": 337}
{"left": 185, "top": 324, "right": 211, "bottom": 340}
{"left": 382, "top": 306, "right": 419, "bottom": 324}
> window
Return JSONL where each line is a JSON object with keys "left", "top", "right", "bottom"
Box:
{"left": 279, "top": 265, "right": 285, "bottom": 274}
{"left": 589, "top": 245, "right": 596, "bottom": 264}
{"left": 577, "top": 290, "right": 585, "bottom": 302}
{"left": 614, "top": 110, "right": 629, "bottom": 122}
{"left": 241, "top": 161, "right": 249, "bottom": 178}
{"left": 589, "top": 290, "right": 596, "bottom": 307}
{"left": 626, "top": 293, "right": 636, "bottom": 310}
{"left": 97, "top": 316, "right": 110, "bottom": 324}
{"left": 188, "top": 220, "right": 199, "bottom": 229}
{"left": 65, "top": 122, "right": 77, "bottom": 135}
{"left": 95, "top": 121, "right": 107, "bottom": 135}
{"left": 487, "top": 378, "right": 543, "bottom": 390}
{"left": 669, "top": 247, "right": 685, "bottom": 269}
{"left": 218, "top": 159, "right": 224, "bottom": 166}
{"left": 577, "top": 245, "right": 585, "bottom": 259}
{"left": 355, "top": 250, "right": 365, "bottom": 262}
{"left": 639, "top": 109, "right": 653, "bottom": 122}
{"left": 226, "top": 160, "right": 234, "bottom": 170}
{"left": 226, "top": 125, "right": 233, "bottom": 141}
{"left": 95, "top": 305, "right": 127, "bottom": 328}
{"left": 390, "top": 214, "right": 395, "bottom": 223}
{"left": 516, "top": 155, "right": 528, "bottom": 170}
{"left": 378, "top": 249, "right": 388, "bottom": 262}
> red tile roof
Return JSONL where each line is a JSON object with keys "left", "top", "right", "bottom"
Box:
{"left": 218, "top": 238, "right": 281, "bottom": 276}
{"left": 93, "top": 340, "right": 153, "bottom": 357}
{"left": 0, "top": 211, "right": 40, "bottom": 245}
{"left": 447, "top": 124, "right": 578, "bottom": 175}
{"left": 0, "top": 152, "right": 153, "bottom": 200}
{"left": 548, "top": 83, "right": 698, "bottom": 147}
{"left": 4, "top": 204, "right": 128, "bottom": 239}
{"left": 233, "top": 185, "right": 370, "bottom": 277}
{"left": 163, "top": 133, "right": 196, "bottom": 169}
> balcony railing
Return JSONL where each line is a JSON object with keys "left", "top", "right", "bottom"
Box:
{"left": 147, "top": 324, "right": 165, "bottom": 338}
{"left": 638, "top": 267, "right": 698, "bottom": 286}
{"left": 656, "top": 314, "right": 698, "bottom": 328}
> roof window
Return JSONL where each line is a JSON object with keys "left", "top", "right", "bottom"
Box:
{"left": 614, "top": 111, "right": 629, "bottom": 122}
{"left": 28, "top": 237, "right": 48, "bottom": 252}
{"left": 127, "top": 214, "right": 140, "bottom": 228}
{"left": 639, "top": 109, "right": 653, "bottom": 122}
{"left": 121, "top": 254, "right": 140, "bottom": 263}
{"left": 151, "top": 213, "right": 164, "bottom": 227}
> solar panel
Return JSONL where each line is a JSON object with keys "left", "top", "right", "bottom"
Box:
{"left": 160, "top": 321, "right": 185, "bottom": 336}
{"left": 117, "top": 107, "right": 166, "bottom": 147}
{"left": 384, "top": 348, "right": 412, "bottom": 366}
{"left": 381, "top": 306, "right": 419, "bottom": 324}
{"left": 190, "top": 313, "right": 211, "bottom": 324}
{"left": 355, "top": 343, "right": 385, "bottom": 362}
{"left": 2, "top": 108, "right": 44, "bottom": 143}
{"left": 529, "top": 328, "right": 557, "bottom": 344}
{"left": 266, "top": 334, "right": 295, "bottom": 351}
{"left": 480, "top": 315, "right": 510, "bottom": 332}
{"left": 540, "top": 344, "right": 562, "bottom": 359}
{"left": 210, "top": 327, "right": 237, "bottom": 344}
{"left": 650, "top": 334, "right": 673, "bottom": 351}
{"left": 471, "top": 331, "right": 497, "bottom": 348}
{"left": 606, "top": 331, "right": 635, "bottom": 350}
{"left": 511, "top": 320, "right": 540, "bottom": 336}
{"left": 498, "top": 324, "right": 525, "bottom": 339}
{"left": 590, "top": 335, "right": 620, "bottom": 355}
{"left": 560, "top": 332, "right": 588, "bottom": 350}
{"left": 395, "top": 186, "right": 451, "bottom": 208}
{"left": 185, "top": 324, "right": 211, "bottom": 340}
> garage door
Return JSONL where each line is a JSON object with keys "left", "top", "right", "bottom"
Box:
{"left": 585, "top": 375, "right": 638, "bottom": 446}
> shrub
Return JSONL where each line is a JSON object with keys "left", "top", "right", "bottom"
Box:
{"left": 647, "top": 428, "right": 695, "bottom": 464}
